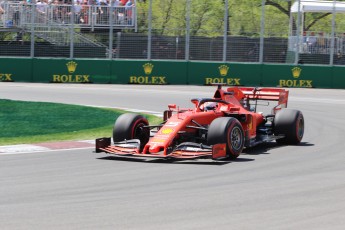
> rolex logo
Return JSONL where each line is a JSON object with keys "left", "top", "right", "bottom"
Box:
{"left": 143, "top": 63, "right": 154, "bottom": 75}
{"left": 218, "top": 65, "right": 229, "bottom": 76}
{"left": 66, "top": 61, "right": 78, "bottom": 73}
{"left": 292, "top": 67, "right": 302, "bottom": 78}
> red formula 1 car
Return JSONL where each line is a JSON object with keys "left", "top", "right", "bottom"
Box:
{"left": 96, "top": 85, "right": 304, "bottom": 160}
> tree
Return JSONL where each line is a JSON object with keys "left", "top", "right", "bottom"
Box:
{"left": 264, "top": 0, "right": 344, "bottom": 32}
{"left": 136, "top": 0, "right": 345, "bottom": 37}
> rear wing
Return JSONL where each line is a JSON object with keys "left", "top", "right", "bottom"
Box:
{"left": 226, "top": 87, "right": 289, "bottom": 114}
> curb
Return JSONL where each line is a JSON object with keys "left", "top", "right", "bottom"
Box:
{"left": 0, "top": 140, "right": 95, "bottom": 155}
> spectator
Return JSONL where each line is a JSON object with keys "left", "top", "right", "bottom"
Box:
{"left": 73, "top": 0, "right": 82, "bottom": 23}
{"left": 0, "top": 2, "right": 4, "bottom": 25}
{"left": 96, "top": 0, "right": 108, "bottom": 24}
{"left": 36, "top": 0, "right": 48, "bottom": 24}
{"left": 111, "top": 0, "right": 121, "bottom": 23}
{"left": 306, "top": 32, "right": 317, "bottom": 53}
{"left": 0, "top": 2, "right": 4, "bottom": 15}
{"left": 116, "top": 0, "right": 125, "bottom": 24}
{"left": 60, "top": 0, "right": 70, "bottom": 24}
{"left": 111, "top": 0, "right": 121, "bottom": 7}
{"left": 125, "top": 0, "right": 133, "bottom": 9}
{"left": 99, "top": 0, "right": 107, "bottom": 5}
{"left": 51, "top": 0, "right": 62, "bottom": 23}
{"left": 79, "top": 0, "right": 89, "bottom": 24}
{"left": 37, "top": 0, "right": 48, "bottom": 15}
{"left": 125, "top": 0, "right": 133, "bottom": 24}
{"left": 12, "top": 3, "right": 21, "bottom": 26}
{"left": 335, "top": 51, "right": 345, "bottom": 65}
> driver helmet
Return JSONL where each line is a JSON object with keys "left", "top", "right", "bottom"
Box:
{"left": 204, "top": 102, "right": 217, "bottom": 111}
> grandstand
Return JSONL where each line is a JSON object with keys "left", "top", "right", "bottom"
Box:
{"left": 0, "top": 0, "right": 136, "bottom": 57}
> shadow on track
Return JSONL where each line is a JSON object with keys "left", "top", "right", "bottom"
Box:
{"left": 96, "top": 155, "right": 254, "bottom": 166}
{"left": 96, "top": 142, "right": 313, "bottom": 165}
{"left": 97, "top": 156, "right": 231, "bottom": 165}
{"left": 243, "top": 141, "right": 314, "bottom": 156}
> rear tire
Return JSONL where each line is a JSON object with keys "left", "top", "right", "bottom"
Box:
{"left": 274, "top": 109, "right": 304, "bottom": 145}
{"left": 207, "top": 117, "right": 244, "bottom": 159}
{"left": 113, "top": 113, "right": 150, "bottom": 150}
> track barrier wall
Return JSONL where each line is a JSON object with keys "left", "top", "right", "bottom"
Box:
{"left": 0, "top": 58, "right": 32, "bottom": 82}
{"left": 1, "top": 58, "right": 344, "bottom": 89}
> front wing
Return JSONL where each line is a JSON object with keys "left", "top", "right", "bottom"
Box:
{"left": 95, "top": 138, "right": 227, "bottom": 160}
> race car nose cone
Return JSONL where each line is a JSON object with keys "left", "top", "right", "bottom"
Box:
{"left": 149, "top": 144, "right": 163, "bottom": 153}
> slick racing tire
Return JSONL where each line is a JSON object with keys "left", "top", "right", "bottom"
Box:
{"left": 113, "top": 113, "right": 150, "bottom": 150}
{"left": 207, "top": 117, "right": 245, "bottom": 159}
{"left": 274, "top": 109, "right": 304, "bottom": 145}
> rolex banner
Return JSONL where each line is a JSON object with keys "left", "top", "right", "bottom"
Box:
{"left": 261, "top": 64, "right": 332, "bottom": 88}
{"left": 32, "top": 59, "right": 112, "bottom": 83}
{"left": 187, "top": 62, "right": 262, "bottom": 86}
{"left": 111, "top": 60, "right": 187, "bottom": 85}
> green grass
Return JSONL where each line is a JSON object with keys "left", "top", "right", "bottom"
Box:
{"left": 0, "top": 99, "right": 161, "bottom": 145}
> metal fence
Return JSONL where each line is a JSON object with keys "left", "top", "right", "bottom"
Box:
{"left": 1, "top": 0, "right": 345, "bottom": 65}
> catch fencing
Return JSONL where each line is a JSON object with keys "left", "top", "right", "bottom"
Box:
{"left": 1, "top": 0, "right": 345, "bottom": 66}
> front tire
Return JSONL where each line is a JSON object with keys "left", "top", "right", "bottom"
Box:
{"left": 274, "top": 109, "right": 304, "bottom": 145}
{"left": 207, "top": 117, "right": 245, "bottom": 159}
{"left": 113, "top": 113, "right": 150, "bottom": 150}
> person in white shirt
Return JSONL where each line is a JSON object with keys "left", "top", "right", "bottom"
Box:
{"left": 306, "top": 32, "right": 317, "bottom": 53}
{"left": 0, "top": 2, "right": 4, "bottom": 25}
{"left": 0, "top": 2, "right": 4, "bottom": 15}
{"left": 36, "top": 0, "right": 48, "bottom": 14}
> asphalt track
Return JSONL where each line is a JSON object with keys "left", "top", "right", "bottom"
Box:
{"left": 1, "top": 83, "right": 345, "bottom": 230}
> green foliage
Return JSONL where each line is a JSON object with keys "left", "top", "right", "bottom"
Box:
{"left": 136, "top": 0, "right": 345, "bottom": 37}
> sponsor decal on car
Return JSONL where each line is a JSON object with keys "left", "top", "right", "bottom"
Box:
{"left": 161, "top": 128, "right": 174, "bottom": 135}
{"left": 279, "top": 67, "right": 313, "bottom": 88}
{"left": 52, "top": 61, "right": 90, "bottom": 83}
{"left": 149, "top": 138, "right": 166, "bottom": 143}
{"left": 129, "top": 63, "right": 167, "bottom": 84}
{"left": 205, "top": 64, "right": 241, "bottom": 86}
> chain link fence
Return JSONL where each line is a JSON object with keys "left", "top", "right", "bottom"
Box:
{"left": 1, "top": 0, "right": 345, "bottom": 65}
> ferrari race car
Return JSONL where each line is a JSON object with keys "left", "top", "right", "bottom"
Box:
{"left": 96, "top": 85, "right": 304, "bottom": 160}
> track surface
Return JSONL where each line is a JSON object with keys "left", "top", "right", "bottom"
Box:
{"left": 1, "top": 83, "right": 345, "bottom": 229}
